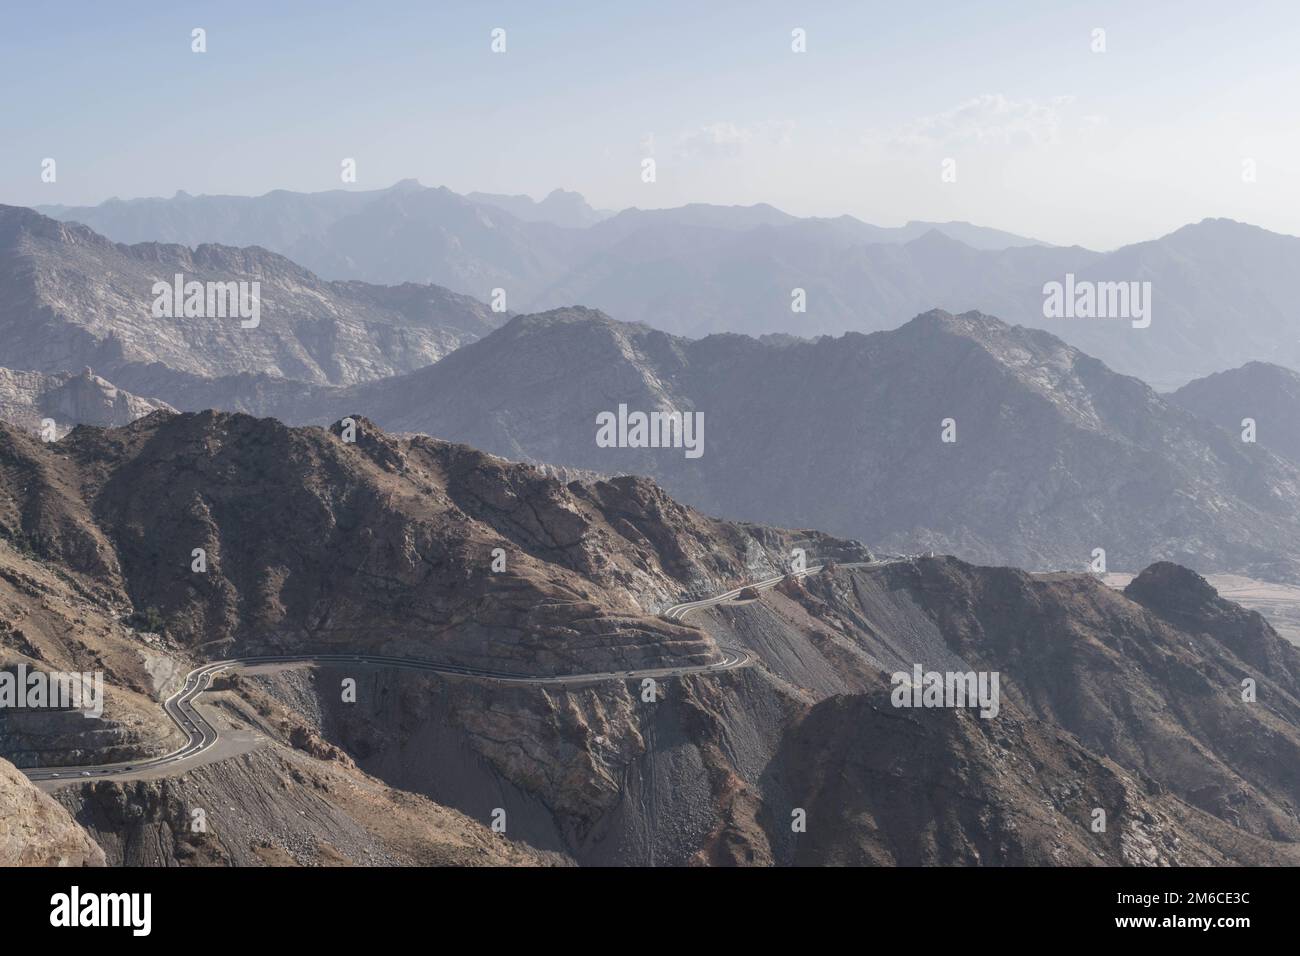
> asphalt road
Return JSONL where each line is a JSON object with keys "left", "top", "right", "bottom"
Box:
{"left": 662, "top": 561, "right": 875, "bottom": 620}
{"left": 19, "top": 647, "right": 750, "bottom": 782}
{"left": 21, "top": 560, "right": 884, "bottom": 783}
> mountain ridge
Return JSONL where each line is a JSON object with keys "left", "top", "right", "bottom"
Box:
{"left": 225, "top": 306, "right": 1300, "bottom": 584}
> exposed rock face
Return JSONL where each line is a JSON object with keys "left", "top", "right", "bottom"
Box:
{"left": 0, "top": 412, "right": 860, "bottom": 672}
{"left": 0, "top": 756, "right": 105, "bottom": 865}
{"left": 772, "top": 689, "right": 1268, "bottom": 866}
{"left": 0, "top": 205, "right": 499, "bottom": 405}
{"left": 1172, "top": 361, "right": 1300, "bottom": 464}
{"left": 233, "top": 556, "right": 1300, "bottom": 866}
{"left": 262, "top": 307, "right": 1300, "bottom": 583}
{"left": 54, "top": 744, "right": 552, "bottom": 867}
{"left": 5, "top": 411, "right": 1300, "bottom": 866}
{"left": 0, "top": 366, "right": 172, "bottom": 438}
{"left": 691, "top": 557, "right": 1300, "bottom": 864}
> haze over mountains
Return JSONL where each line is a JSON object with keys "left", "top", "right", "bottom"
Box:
{"left": 210, "top": 306, "right": 1300, "bottom": 584}
{"left": 36, "top": 182, "right": 1300, "bottom": 388}
{"left": 1173, "top": 361, "right": 1300, "bottom": 465}
{"left": 4, "top": 412, "right": 1300, "bottom": 865}
{"left": 0, "top": 204, "right": 499, "bottom": 408}
{"left": 6, "top": 184, "right": 1300, "bottom": 867}
{"left": 0, "top": 366, "right": 171, "bottom": 438}
{"left": 3, "top": 202, "right": 1300, "bottom": 585}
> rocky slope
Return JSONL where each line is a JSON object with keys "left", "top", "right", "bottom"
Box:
{"left": 260, "top": 307, "right": 1300, "bottom": 583}
{"left": 0, "top": 205, "right": 499, "bottom": 407}
{"left": 0, "top": 756, "right": 105, "bottom": 865}
{"left": 692, "top": 558, "right": 1300, "bottom": 863}
{"left": 120, "top": 554, "right": 1298, "bottom": 866}
{"left": 0, "top": 366, "right": 172, "bottom": 439}
{"left": 53, "top": 731, "right": 555, "bottom": 867}
{"left": 5, "top": 413, "right": 1300, "bottom": 865}
{"left": 1172, "top": 361, "right": 1300, "bottom": 464}
{"left": 0, "top": 412, "right": 858, "bottom": 672}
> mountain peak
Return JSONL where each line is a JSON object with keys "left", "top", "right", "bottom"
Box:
{"left": 903, "top": 227, "right": 972, "bottom": 251}
{"left": 903, "top": 308, "right": 1010, "bottom": 336}
{"left": 1126, "top": 561, "right": 1219, "bottom": 609}
{"left": 505, "top": 305, "right": 624, "bottom": 333}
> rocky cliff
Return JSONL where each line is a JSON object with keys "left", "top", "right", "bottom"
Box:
{"left": 0, "top": 756, "right": 105, "bottom": 865}
{"left": 0, "top": 366, "right": 172, "bottom": 439}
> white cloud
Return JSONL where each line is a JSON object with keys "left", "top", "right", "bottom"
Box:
{"left": 669, "top": 120, "right": 795, "bottom": 160}
{"left": 868, "top": 94, "right": 1081, "bottom": 151}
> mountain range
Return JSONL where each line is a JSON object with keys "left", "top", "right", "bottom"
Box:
{"left": 0, "top": 204, "right": 499, "bottom": 405}
{"left": 5, "top": 199, "right": 1300, "bottom": 584}
{"left": 200, "top": 306, "right": 1300, "bottom": 583}
{"left": 36, "top": 183, "right": 1300, "bottom": 388}
{"left": 4, "top": 197, "right": 1300, "bottom": 862}
{"left": 4, "top": 412, "right": 1300, "bottom": 865}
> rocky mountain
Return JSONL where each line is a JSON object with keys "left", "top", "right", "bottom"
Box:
{"left": 38, "top": 184, "right": 1042, "bottom": 286}
{"left": 522, "top": 211, "right": 1073, "bottom": 339}
{"left": 0, "top": 205, "right": 499, "bottom": 408}
{"left": 723, "top": 558, "right": 1300, "bottom": 864}
{"left": 37, "top": 186, "right": 1300, "bottom": 387}
{"left": 0, "top": 757, "right": 105, "bottom": 865}
{"left": 0, "top": 411, "right": 853, "bottom": 672}
{"left": 37, "top": 181, "right": 588, "bottom": 303}
{"left": 0, "top": 366, "right": 172, "bottom": 439}
{"left": 4, "top": 412, "right": 1300, "bottom": 865}
{"left": 35, "top": 185, "right": 385, "bottom": 250}
{"left": 257, "top": 307, "right": 1300, "bottom": 584}
{"left": 1172, "top": 361, "right": 1300, "bottom": 464}
{"left": 529, "top": 217, "right": 1300, "bottom": 389}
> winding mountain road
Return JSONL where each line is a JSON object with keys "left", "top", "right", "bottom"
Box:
{"left": 22, "top": 561, "right": 878, "bottom": 783}
{"left": 662, "top": 561, "right": 874, "bottom": 620}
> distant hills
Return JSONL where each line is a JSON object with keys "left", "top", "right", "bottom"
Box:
{"left": 466, "top": 187, "right": 613, "bottom": 228}
{"left": 35, "top": 183, "right": 1300, "bottom": 387}
{"left": 1173, "top": 361, "right": 1300, "bottom": 464}
{"left": 0, "top": 204, "right": 499, "bottom": 407}
{"left": 8, "top": 202, "right": 1300, "bottom": 583}
{"left": 202, "top": 306, "right": 1300, "bottom": 583}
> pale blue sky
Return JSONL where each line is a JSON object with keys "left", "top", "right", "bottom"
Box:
{"left": 3, "top": 0, "right": 1298, "bottom": 248}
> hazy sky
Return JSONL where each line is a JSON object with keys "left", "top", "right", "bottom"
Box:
{"left": 3, "top": 0, "right": 1298, "bottom": 249}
